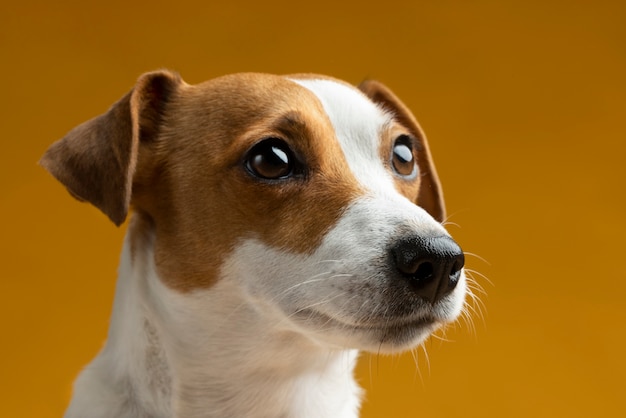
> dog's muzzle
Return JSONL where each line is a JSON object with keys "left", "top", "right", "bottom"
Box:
{"left": 390, "top": 235, "right": 465, "bottom": 304}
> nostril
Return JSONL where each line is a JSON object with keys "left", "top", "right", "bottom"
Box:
{"left": 446, "top": 253, "right": 465, "bottom": 290}
{"left": 414, "top": 261, "right": 434, "bottom": 282}
{"left": 451, "top": 254, "right": 464, "bottom": 276}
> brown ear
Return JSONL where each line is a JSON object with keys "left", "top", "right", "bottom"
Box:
{"left": 40, "top": 70, "right": 182, "bottom": 226}
{"left": 358, "top": 80, "right": 446, "bottom": 223}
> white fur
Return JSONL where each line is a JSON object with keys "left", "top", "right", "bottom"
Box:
{"left": 66, "top": 229, "right": 362, "bottom": 418}
{"left": 64, "top": 78, "right": 466, "bottom": 418}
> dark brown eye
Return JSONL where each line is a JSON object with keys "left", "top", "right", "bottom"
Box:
{"left": 246, "top": 138, "right": 295, "bottom": 180}
{"left": 392, "top": 135, "right": 416, "bottom": 177}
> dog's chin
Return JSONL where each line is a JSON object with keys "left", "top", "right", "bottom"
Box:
{"left": 351, "top": 317, "right": 442, "bottom": 354}
{"left": 293, "top": 309, "right": 444, "bottom": 354}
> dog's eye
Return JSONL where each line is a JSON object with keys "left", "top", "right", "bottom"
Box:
{"left": 391, "top": 135, "right": 416, "bottom": 177}
{"left": 245, "top": 138, "right": 295, "bottom": 180}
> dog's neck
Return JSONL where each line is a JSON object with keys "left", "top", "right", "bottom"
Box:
{"left": 67, "top": 220, "right": 361, "bottom": 418}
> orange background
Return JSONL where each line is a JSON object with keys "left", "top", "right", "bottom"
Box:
{"left": 1, "top": 0, "right": 625, "bottom": 417}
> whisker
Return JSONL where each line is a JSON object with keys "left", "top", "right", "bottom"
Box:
{"left": 310, "top": 259, "right": 343, "bottom": 265}
{"left": 465, "top": 280, "right": 488, "bottom": 298}
{"left": 465, "top": 283, "right": 486, "bottom": 315}
{"left": 465, "top": 268, "right": 493, "bottom": 287}
{"left": 271, "top": 271, "right": 355, "bottom": 306}
{"left": 430, "top": 331, "right": 453, "bottom": 343}
{"left": 441, "top": 220, "right": 460, "bottom": 229}
{"left": 277, "top": 274, "right": 333, "bottom": 296}
{"left": 408, "top": 347, "right": 425, "bottom": 386}
{"left": 465, "top": 289, "right": 487, "bottom": 317}
{"left": 290, "top": 292, "right": 349, "bottom": 317}
{"left": 460, "top": 308, "right": 477, "bottom": 336}
{"left": 419, "top": 342, "right": 431, "bottom": 377}
{"left": 465, "top": 275, "right": 489, "bottom": 316}
{"left": 463, "top": 251, "right": 491, "bottom": 266}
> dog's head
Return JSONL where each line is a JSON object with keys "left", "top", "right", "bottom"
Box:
{"left": 41, "top": 71, "right": 466, "bottom": 353}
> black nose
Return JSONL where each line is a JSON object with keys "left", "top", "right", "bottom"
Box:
{"left": 390, "top": 236, "right": 465, "bottom": 304}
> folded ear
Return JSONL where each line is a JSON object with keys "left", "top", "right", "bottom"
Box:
{"left": 40, "top": 70, "right": 182, "bottom": 226}
{"left": 358, "top": 80, "right": 446, "bottom": 223}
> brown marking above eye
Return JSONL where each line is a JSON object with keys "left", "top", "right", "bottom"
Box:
{"left": 391, "top": 134, "right": 417, "bottom": 178}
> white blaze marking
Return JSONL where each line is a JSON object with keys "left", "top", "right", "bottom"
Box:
{"left": 290, "top": 79, "right": 398, "bottom": 196}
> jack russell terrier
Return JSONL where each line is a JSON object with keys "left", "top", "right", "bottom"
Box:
{"left": 41, "top": 71, "right": 467, "bottom": 418}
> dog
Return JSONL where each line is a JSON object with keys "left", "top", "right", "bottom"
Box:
{"left": 41, "top": 71, "right": 467, "bottom": 418}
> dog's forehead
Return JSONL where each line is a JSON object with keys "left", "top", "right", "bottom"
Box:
{"left": 177, "top": 74, "right": 394, "bottom": 175}
{"left": 172, "top": 74, "right": 338, "bottom": 150}
{"left": 289, "top": 78, "right": 390, "bottom": 142}
{"left": 190, "top": 73, "right": 326, "bottom": 112}
{"left": 290, "top": 78, "right": 397, "bottom": 193}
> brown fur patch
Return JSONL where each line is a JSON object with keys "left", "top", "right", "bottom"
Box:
{"left": 130, "top": 74, "right": 363, "bottom": 291}
{"left": 40, "top": 71, "right": 182, "bottom": 226}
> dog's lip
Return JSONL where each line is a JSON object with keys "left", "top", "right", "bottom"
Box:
{"left": 296, "top": 308, "right": 439, "bottom": 332}
{"left": 349, "top": 315, "right": 439, "bottom": 333}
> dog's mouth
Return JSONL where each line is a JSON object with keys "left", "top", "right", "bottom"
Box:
{"left": 293, "top": 308, "right": 442, "bottom": 352}
{"left": 351, "top": 315, "right": 438, "bottom": 331}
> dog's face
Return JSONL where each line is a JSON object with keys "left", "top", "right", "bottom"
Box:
{"left": 41, "top": 71, "right": 466, "bottom": 353}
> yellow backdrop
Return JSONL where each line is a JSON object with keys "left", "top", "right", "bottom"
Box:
{"left": 1, "top": 0, "right": 625, "bottom": 417}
